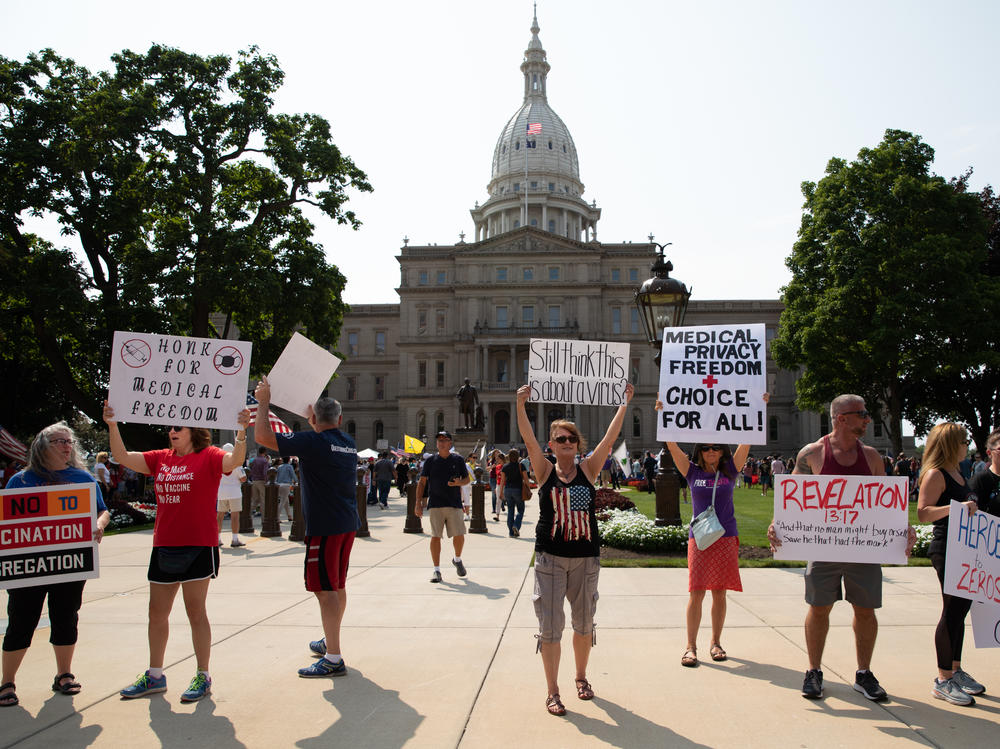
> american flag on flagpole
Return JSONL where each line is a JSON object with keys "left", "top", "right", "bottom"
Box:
{"left": 551, "top": 484, "right": 592, "bottom": 542}
{"left": 246, "top": 394, "right": 293, "bottom": 435}
{"left": 0, "top": 425, "right": 28, "bottom": 463}
{"left": 526, "top": 122, "right": 542, "bottom": 135}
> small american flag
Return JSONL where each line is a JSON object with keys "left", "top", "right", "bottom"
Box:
{"left": 526, "top": 122, "right": 542, "bottom": 135}
{"left": 246, "top": 394, "right": 293, "bottom": 434}
{"left": 551, "top": 484, "right": 592, "bottom": 542}
{"left": 0, "top": 424, "right": 28, "bottom": 463}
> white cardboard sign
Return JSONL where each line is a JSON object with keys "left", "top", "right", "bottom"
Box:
{"left": 109, "top": 331, "right": 251, "bottom": 429}
{"left": 527, "top": 338, "right": 629, "bottom": 407}
{"left": 944, "top": 501, "right": 1000, "bottom": 604}
{"left": 266, "top": 332, "right": 342, "bottom": 417}
{"left": 971, "top": 601, "right": 1000, "bottom": 648}
{"left": 771, "top": 474, "right": 910, "bottom": 564}
{"left": 656, "top": 324, "right": 767, "bottom": 444}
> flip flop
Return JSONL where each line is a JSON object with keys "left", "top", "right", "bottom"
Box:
{"left": 52, "top": 673, "right": 81, "bottom": 695}
{"left": 710, "top": 644, "right": 727, "bottom": 662}
{"left": 681, "top": 648, "right": 698, "bottom": 667}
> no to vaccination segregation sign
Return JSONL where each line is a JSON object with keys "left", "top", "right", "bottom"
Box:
{"left": 109, "top": 331, "right": 253, "bottom": 430}
{"left": 527, "top": 339, "right": 630, "bottom": 407}
{"left": 656, "top": 324, "right": 767, "bottom": 444}
{"left": 771, "top": 475, "right": 910, "bottom": 564}
{"left": 0, "top": 483, "right": 100, "bottom": 590}
{"left": 944, "top": 501, "right": 1000, "bottom": 605}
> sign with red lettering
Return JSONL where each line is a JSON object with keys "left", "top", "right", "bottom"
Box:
{"left": 944, "top": 501, "right": 1000, "bottom": 605}
{"left": 772, "top": 474, "right": 909, "bottom": 563}
{"left": 656, "top": 324, "right": 767, "bottom": 444}
{"left": 971, "top": 601, "right": 1000, "bottom": 648}
{"left": 109, "top": 331, "right": 252, "bottom": 429}
{"left": 0, "top": 483, "right": 100, "bottom": 590}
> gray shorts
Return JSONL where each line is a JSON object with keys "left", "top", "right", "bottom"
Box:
{"left": 532, "top": 552, "right": 600, "bottom": 643}
{"left": 804, "top": 561, "right": 882, "bottom": 609}
{"left": 429, "top": 507, "right": 466, "bottom": 538}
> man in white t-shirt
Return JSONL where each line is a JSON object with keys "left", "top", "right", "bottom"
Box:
{"left": 217, "top": 442, "right": 248, "bottom": 547}
{"left": 771, "top": 455, "right": 786, "bottom": 478}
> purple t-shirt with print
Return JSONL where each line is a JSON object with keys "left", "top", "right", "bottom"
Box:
{"left": 686, "top": 458, "right": 738, "bottom": 539}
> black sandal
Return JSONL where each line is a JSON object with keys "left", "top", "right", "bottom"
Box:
{"left": 52, "top": 673, "right": 81, "bottom": 695}
{"left": 0, "top": 682, "right": 17, "bottom": 707}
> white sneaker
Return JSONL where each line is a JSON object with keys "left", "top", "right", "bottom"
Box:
{"left": 932, "top": 677, "right": 975, "bottom": 706}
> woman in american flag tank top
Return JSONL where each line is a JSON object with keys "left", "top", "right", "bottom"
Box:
{"left": 515, "top": 382, "right": 634, "bottom": 717}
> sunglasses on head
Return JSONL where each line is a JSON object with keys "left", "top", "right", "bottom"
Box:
{"left": 553, "top": 434, "right": 579, "bottom": 444}
{"left": 700, "top": 444, "right": 723, "bottom": 452}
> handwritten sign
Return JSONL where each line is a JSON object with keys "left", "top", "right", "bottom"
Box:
{"left": 971, "top": 601, "right": 1000, "bottom": 648}
{"left": 109, "top": 331, "right": 252, "bottom": 429}
{"left": 267, "top": 332, "right": 342, "bottom": 418}
{"left": 772, "top": 475, "right": 910, "bottom": 563}
{"left": 656, "top": 324, "right": 767, "bottom": 444}
{"left": 0, "top": 483, "right": 99, "bottom": 590}
{"left": 527, "top": 339, "right": 629, "bottom": 407}
{"left": 944, "top": 502, "right": 1000, "bottom": 604}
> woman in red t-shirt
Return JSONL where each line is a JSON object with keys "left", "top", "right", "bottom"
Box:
{"left": 103, "top": 401, "right": 249, "bottom": 703}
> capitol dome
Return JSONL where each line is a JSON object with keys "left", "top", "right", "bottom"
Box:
{"left": 470, "top": 11, "right": 600, "bottom": 243}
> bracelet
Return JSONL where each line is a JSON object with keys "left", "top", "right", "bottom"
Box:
{"left": 235, "top": 436, "right": 246, "bottom": 443}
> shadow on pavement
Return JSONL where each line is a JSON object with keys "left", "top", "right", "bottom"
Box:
{"left": 147, "top": 693, "right": 243, "bottom": 749}
{"left": 565, "top": 696, "right": 711, "bottom": 748}
{"left": 0, "top": 692, "right": 102, "bottom": 749}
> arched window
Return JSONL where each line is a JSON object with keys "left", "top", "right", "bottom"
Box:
{"left": 548, "top": 220, "right": 555, "bottom": 232}
{"left": 346, "top": 420, "right": 356, "bottom": 438}
{"left": 548, "top": 140, "right": 553, "bottom": 149}
{"left": 417, "top": 412, "right": 426, "bottom": 438}
{"left": 494, "top": 409, "right": 510, "bottom": 444}
{"left": 768, "top": 416, "right": 779, "bottom": 442}
{"left": 436, "top": 411, "right": 445, "bottom": 434}
{"left": 375, "top": 420, "right": 384, "bottom": 441}
{"left": 515, "top": 141, "right": 520, "bottom": 150}
{"left": 632, "top": 409, "right": 642, "bottom": 438}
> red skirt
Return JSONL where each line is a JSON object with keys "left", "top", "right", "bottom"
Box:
{"left": 687, "top": 536, "right": 742, "bottom": 592}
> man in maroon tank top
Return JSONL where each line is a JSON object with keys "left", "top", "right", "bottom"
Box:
{"left": 769, "top": 394, "right": 905, "bottom": 703}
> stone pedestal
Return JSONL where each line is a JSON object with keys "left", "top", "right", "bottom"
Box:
{"left": 239, "top": 481, "right": 255, "bottom": 535}
{"left": 469, "top": 466, "right": 487, "bottom": 533}
{"left": 403, "top": 466, "right": 424, "bottom": 534}
{"left": 355, "top": 467, "right": 371, "bottom": 538}
{"left": 288, "top": 488, "right": 305, "bottom": 542}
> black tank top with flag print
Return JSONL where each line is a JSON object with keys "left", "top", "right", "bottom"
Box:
{"left": 535, "top": 466, "right": 600, "bottom": 558}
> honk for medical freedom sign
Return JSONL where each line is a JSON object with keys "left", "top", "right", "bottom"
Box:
{"left": 944, "top": 501, "right": 1000, "bottom": 606}
{"left": 527, "top": 339, "right": 630, "bottom": 407}
{"left": 771, "top": 475, "right": 910, "bottom": 564}
{"left": 109, "top": 331, "right": 253, "bottom": 429}
{"left": 0, "top": 483, "right": 99, "bottom": 590}
{"left": 656, "top": 324, "right": 767, "bottom": 444}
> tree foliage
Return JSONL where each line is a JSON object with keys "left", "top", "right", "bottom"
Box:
{"left": 0, "top": 46, "right": 371, "bottom": 438}
{"left": 772, "top": 129, "right": 997, "bottom": 454}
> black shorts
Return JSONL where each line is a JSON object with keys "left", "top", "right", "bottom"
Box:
{"left": 148, "top": 546, "right": 220, "bottom": 584}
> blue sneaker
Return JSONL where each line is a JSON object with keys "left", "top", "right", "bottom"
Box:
{"left": 180, "top": 673, "right": 212, "bottom": 702}
{"left": 120, "top": 671, "right": 167, "bottom": 699}
{"left": 309, "top": 637, "right": 326, "bottom": 657}
{"left": 298, "top": 657, "right": 346, "bottom": 678}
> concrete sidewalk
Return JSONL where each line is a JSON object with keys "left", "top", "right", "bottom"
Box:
{"left": 2, "top": 496, "right": 999, "bottom": 748}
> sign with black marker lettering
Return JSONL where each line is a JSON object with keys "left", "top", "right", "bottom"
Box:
{"left": 944, "top": 501, "right": 1000, "bottom": 605}
{"left": 527, "top": 339, "right": 629, "bottom": 407}
{"left": 0, "top": 483, "right": 99, "bottom": 590}
{"left": 109, "top": 331, "right": 252, "bottom": 429}
{"left": 771, "top": 475, "right": 910, "bottom": 563}
{"left": 656, "top": 324, "right": 767, "bottom": 444}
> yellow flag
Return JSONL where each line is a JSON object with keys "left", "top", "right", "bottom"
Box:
{"left": 404, "top": 434, "right": 425, "bottom": 454}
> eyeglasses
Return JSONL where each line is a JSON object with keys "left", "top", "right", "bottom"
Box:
{"left": 553, "top": 434, "right": 579, "bottom": 444}
{"left": 49, "top": 438, "right": 76, "bottom": 446}
{"left": 839, "top": 410, "right": 871, "bottom": 419}
{"left": 701, "top": 445, "right": 723, "bottom": 452}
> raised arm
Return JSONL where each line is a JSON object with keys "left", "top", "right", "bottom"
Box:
{"left": 252, "top": 375, "right": 279, "bottom": 451}
{"left": 516, "top": 385, "right": 553, "bottom": 485}
{"left": 102, "top": 401, "right": 153, "bottom": 475}
{"left": 581, "top": 384, "right": 634, "bottom": 480}
{"left": 665, "top": 442, "right": 691, "bottom": 477}
{"left": 221, "top": 408, "right": 251, "bottom": 473}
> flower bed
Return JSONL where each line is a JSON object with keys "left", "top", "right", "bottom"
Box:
{"left": 598, "top": 508, "right": 689, "bottom": 553}
{"left": 593, "top": 488, "right": 636, "bottom": 519}
{"left": 108, "top": 499, "right": 156, "bottom": 530}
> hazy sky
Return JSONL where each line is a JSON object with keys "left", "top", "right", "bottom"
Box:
{"left": 5, "top": 0, "right": 998, "bottom": 305}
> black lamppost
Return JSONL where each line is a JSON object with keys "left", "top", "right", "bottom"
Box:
{"left": 634, "top": 240, "right": 692, "bottom": 526}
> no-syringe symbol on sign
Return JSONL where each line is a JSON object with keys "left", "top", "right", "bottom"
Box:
{"left": 120, "top": 339, "right": 152, "bottom": 368}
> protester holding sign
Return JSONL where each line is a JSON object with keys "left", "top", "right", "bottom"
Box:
{"left": 104, "top": 401, "right": 250, "bottom": 703}
{"left": 657, "top": 394, "right": 767, "bottom": 668}
{"left": 0, "top": 422, "right": 110, "bottom": 707}
{"left": 915, "top": 422, "right": 985, "bottom": 706}
{"left": 515, "top": 381, "right": 634, "bottom": 718}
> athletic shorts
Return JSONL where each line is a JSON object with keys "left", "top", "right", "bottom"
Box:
{"left": 532, "top": 552, "right": 600, "bottom": 643}
{"left": 148, "top": 546, "right": 220, "bottom": 584}
{"left": 804, "top": 561, "right": 882, "bottom": 609}
{"left": 429, "top": 507, "right": 466, "bottom": 538}
{"left": 304, "top": 533, "right": 355, "bottom": 591}
{"left": 217, "top": 496, "right": 242, "bottom": 513}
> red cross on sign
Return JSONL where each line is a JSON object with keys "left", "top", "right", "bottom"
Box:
{"left": 702, "top": 375, "right": 719, "bottom": 388}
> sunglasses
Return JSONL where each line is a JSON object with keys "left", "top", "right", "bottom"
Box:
{"left": 168, "top": 426, "right": 186, "bottom": 433}
{"left": 839, "top": 410, "right": 871, "bottom": 419}
{"left": 700, "top": 445, "right": 723, "bottom": 452}
{"left": 553, "top": 434, "right": 579, "bottom": 444}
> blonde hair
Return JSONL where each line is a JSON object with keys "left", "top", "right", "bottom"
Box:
{"left": 549, "top": 420, "right": 588, "bottom": 453}
{"left": 918, "top": 422, "right": 967, "bottom": 486}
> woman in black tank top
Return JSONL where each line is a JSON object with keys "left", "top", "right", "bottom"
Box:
{"left": 916, "top": 422, "right": 985, "bottom": 705}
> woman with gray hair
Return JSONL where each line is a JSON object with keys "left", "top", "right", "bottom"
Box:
{"left": 1, "top": 421, "right": 111, "bottom": 707}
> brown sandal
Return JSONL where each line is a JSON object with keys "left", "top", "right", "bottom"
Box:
{"left": 575, "top": 678, "right": 595, "bottom": 700}
{"left": 710, "top": 644, "right": 727, "bottom": 662}
{"left": 546, "top": 693, "right": 566, "bottom": 716}
{"left": 681, "top": 648, "right": 698, "bottom": 667}
{"left": 0, "top": 682, "right": 17, "bottom": 707}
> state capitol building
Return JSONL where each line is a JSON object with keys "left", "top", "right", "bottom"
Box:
{"left": 324, "top": 12, "right": 900, "bottom": 459}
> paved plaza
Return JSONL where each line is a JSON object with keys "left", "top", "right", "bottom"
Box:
{"left": 2, "top": 496, "right": 999, "bottom": 748}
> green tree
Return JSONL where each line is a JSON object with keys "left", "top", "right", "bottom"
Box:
{"left": 771, "top": 129, "right": 991, "bottom": 455}
{"left": 0, "top": 46, "right": 371, "bottom": 434}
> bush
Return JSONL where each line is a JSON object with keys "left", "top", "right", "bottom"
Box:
{"left": 911, "top": 524, "right": 933, "bottom": 558}
{"left": 107, "top": 499, "right": 156, "bottom": 530}
{"left": 598, "top": 508, "right": 689, "bottom": 553}
{"left": 593, "top": 488, "right": 636, "bottom": 519}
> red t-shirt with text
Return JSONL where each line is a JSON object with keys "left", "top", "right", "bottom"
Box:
{"left": 144, "top": 446, "right": 225, "bottom": 547}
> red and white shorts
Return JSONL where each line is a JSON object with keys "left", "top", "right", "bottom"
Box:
{"left": 304, "top": 533, "right": 355, "bottom": 591}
